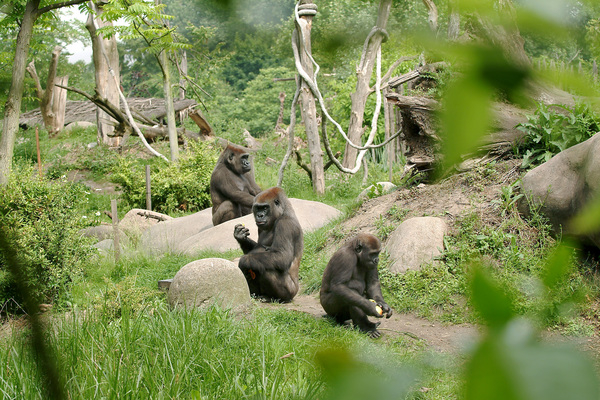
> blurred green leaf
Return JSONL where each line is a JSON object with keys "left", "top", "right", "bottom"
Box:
{"left": 439, "top": 76, "right": 493, "bottom": 172}
{"left": 541, "top": 243, "right": 574, "bottom": 291}
{"left": 465, "top": 320, "right": 599, "bottom": 400}
{"left": 316, "top": 346, "right": 417, "bottom": 400}
{"left": 470, "top": 266, "right": 514, "bottom": 329}
{"left": 570, "top": 195, "right": 600, "bottom": 235}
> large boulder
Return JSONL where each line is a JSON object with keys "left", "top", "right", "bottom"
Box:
{"left": 139, "top": 207, "right": 213, "bottom": 254}
{"left": 518, "top": 133, "right": 600, "bottom": 248}
{"left": 179, "top": 198, "right": 342, "bottom": 255}
{"left": 167, "top": 258, "right": 251, "bottom": 311}
{"left": 385, "top": 217, "right": 447, "bottom": 274}
{"left": 80, "top": 224, "right": 115, "bottom": 241}
{"left": 119, "top": 208, "right": 172, "bottom": 236}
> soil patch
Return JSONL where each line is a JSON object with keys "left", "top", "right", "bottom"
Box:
{"left": 262, "top": 293, "right": 478, "bottom": 352}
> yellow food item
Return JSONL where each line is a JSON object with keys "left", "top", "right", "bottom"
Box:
{"left": 369, "top": 299, "right": 383, "bottom": 315}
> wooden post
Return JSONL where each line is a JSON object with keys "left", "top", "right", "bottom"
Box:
{"left": 35, "top": 127, "right": 42, "bottom": 178}
{"left": 145, "top": 165, "right": 152, "bottom": 211}
{"left": 111, "top": 199, "right": 120, "bottom": 263}
{"left": 594, "top": 60, "right": 598, "bottom": 83}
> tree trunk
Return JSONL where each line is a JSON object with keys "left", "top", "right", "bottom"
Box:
{"left": 447, "top": 0, "right": 460, "bottom": 40}
{"left": 342, "top": 0, "right": 392, "bottom": 168}
{"left": 25, "top": 47, "right": 69, "bottom": 136}
{"left": 296, "top": 0, "right": 325, "bottom": 194}
{"left": 178, "top": 50, "right": 188, "bottom": 100}
{"left": 160, "top": 50, "right": 179, "bottom": 162}
{"left": 52, "top": 76, "right": 69, "bottom": 132}
{"left": 86, "top": 8, "right": 121, "bottom": 146}
{"left": 0, "top": 0, "right": 40, "bottom": 185}
{"left": 468, "top": 0, "right": 531, "bottom": 68}
{"left": 421, "top": 0, "right": 439, "bottom": 34}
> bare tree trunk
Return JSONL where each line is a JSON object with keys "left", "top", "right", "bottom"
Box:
{"left": 160, "top": 50, "right": 179, "bottom": 161}
{"left": 178, "top": 50, "right": 187, "bottom": 100}
{"left": 41, "top": 46, "right": 60, "bottom": 134}
{"left": 447, "top": 0, "right": 460, "bottom": 40}
{"left": 26, "top": 47, "right": 69, "bottom": 135}
{"left": 296, "top": 1, "right": 324, "bottom": 194}
{"left": 342, "top": 0, "right": 392, "bottom": 168}
{"left": 86, "top": 7, "right": 121, "bottom": 146}
{"left": 468, "top": 0, "right": 531, "bottom": 68}
{"left": 276, "top": 92, "right": 286, "bottom": 132}
{"left": 0, "top": 0, "right": 40, "bottom": 185}
{"left": 421, "top": 0, "right": 439, "bottom": 33}
{"left": 52, "top": 76, "right": 69, "bottom": 131}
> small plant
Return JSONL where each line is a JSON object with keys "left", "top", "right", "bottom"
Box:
{"left": 374, "top": 215, "right": 395, "bottom": 241}
{"left": 491, "top": 180, "right": 524, "bottom": 216}
{"left": 515, "top": 101, "right": 599, "bottom": 168}
{"left": 367, "top": 182, "right": 385, "bottom": 199}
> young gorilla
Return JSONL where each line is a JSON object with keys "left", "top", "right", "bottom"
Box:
{"left": 320, "top": 233, "right": 392, "bottom": 338}
{"left": 233, "top": 187, "right": 303, "bottom": 302}
{"left": 210, "top": 143, "right": 262, "bottom": 226}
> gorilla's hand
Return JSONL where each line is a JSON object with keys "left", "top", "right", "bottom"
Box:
{"left": 234, "top": 224, "right": 250, "bottom": 241}
{"left": 379, "top": 302, "right": 393, "bottom": 319}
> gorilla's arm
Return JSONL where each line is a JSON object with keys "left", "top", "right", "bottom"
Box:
{"left": 240, "top": 218, "right": 299, "bottom": 274}
{"left": 213, "top": 168, "right": 256, "bottom": 208}
{"left": 234, "top": 224, "right": 259, "bottom": 254}
{"left": 246, "top": 172, "right": 262, "bottom": 196}
{"left": 365, "top": 268, "right": 392, "bottom": 318}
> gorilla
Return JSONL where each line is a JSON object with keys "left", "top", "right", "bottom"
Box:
{"left": 320, "top": 233, "right": 392, "bottom": 338}
{"left": 234, "top": 187, "right": 303, "bottom": 302}
{"left": 210, "top": 143, "right": 262, "bottom": 226}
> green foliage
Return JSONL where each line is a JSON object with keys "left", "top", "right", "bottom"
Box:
{"left": 0, "top": 166, "right": 94, "bottom": 308}
{"left": 491, "top": 180, "right": 524, "bottom": 216}
{"left": 110, "top": 140, "right": 218, "bottom": 214}
{"left": 515, "top": 102, "right": 600, "bottom": 168}
{"left": 233, "top": 66, "right": 296, "bottom": 136}
{"left": 463, "top": 257, "right": 600, "bottom": 400}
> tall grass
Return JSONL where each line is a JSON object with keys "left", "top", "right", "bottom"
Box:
{"left": 0, "top": 304, "right": 422, "bottom": 399}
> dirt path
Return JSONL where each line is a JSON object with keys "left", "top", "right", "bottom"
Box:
{"left": 262, "top": 293, "right": 478, "bottom": 353}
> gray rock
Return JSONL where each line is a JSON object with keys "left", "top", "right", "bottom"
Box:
{"left": 64, "top": 121, "right": 96, "bottom": 132}
{"left": 359, "top": 182, "right": 397, "bottom": 200}
{"left": 139, "top": 207, "right": 213, "bottom": 254}
{"left": 385, "top": 217, "right": 447, "bottom": 274}
{"left": 519, "top": 132, "right": 600, "bottom": 248}
{"left": 179, "top": 198, "right": 342, "bottom": 255}
{"left": 167, "top": 258, "right": 251, "bottom": 311}
{"left": 80, "top": 224, "right": 114, "bottom": 241}
{"left": 119, "top": 208, "right": 172, "bottom": 237}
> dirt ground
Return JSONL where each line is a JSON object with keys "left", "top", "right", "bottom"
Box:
{"left": 263, "top": 293, "right": 479, "bottom": 353}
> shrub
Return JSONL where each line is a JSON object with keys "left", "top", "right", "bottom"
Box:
{"left": 0, "top": 166, "right": 94, "bottom": 308}
{"left": 111, "top": 140, "right": 219, "bottom": 214}
{"left": 515, "top": 101, "right": 600, "bottom": 168}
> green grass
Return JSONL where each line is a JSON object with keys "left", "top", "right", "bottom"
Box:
{"left": 0, "top": 303, "right": 449, "bottom": 399}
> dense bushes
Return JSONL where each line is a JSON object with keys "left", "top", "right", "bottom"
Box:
{"left": 111, "top": 140, "right": 219, "bottom": 214}
{"left": 515, "top": 102, "right": 600, "bottom": 168}
{"left": 0, "top": 166, "right": 94, "bottom": 308}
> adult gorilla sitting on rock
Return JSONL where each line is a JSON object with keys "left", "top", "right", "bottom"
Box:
{"left": 210, "top": 143, "right": 261, "bottom": 226}
{"left": 233, "top": 187, "right": 303, "bottom": 302}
